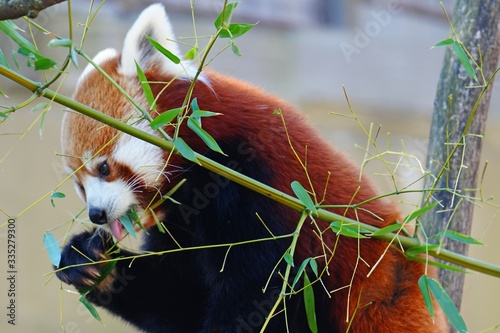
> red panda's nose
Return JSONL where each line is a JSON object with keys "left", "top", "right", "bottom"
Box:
{"left": 89, "top": 207, "right": 108, "bottom": 225}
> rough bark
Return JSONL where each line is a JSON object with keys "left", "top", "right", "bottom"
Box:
{"left": 0, "top": 0, "right": 66, "bottom": 20}
{"left": 421, "top": 0, "right": 500, "bottom": 322}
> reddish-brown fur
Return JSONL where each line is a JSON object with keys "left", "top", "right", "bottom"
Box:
{"left": 62, "top": 54, "right": 448, "bottom": 332}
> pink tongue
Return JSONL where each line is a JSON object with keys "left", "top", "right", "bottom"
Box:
{"left": 110, "top": 219, "right": 123, "bottom": 241}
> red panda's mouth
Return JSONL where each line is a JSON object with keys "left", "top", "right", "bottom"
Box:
{"left": 110, "top": 219, "right": 124, "bottom": 241}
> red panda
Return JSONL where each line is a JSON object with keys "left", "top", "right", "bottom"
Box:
{"left": 56, "top": 4, "right": 448, "bottom": 333}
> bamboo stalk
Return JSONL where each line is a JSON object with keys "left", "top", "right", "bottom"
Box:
{"left": 1, "top": 63, "right": 499, "bottom": 278}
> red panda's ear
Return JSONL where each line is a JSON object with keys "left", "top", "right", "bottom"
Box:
{"left": 120, "top": 3, "right": 196, "bottom": 79}
{"left": 77, "top": 48, "right": 118, "bottom": 88}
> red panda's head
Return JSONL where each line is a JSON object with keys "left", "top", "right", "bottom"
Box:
{"left": 61, "top": 4, "right": 202, "bottom": 240}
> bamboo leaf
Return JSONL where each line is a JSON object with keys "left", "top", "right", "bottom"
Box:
{"left": 174, "top": 137, "right": 199, "bottom": 164}
{"left": 0, "top": 48, "right": 10, "bottom": 69}
{"left": 439, "top": 230, "right": 484, "bottom": 245}
{"left": 291, "top": 181, "right": 317, "bottom": 215}
{"left": 189, "top": 98, "right": 202, "bottom": 127}
{"left": 187, "top": 118, "right": 224, "bottom": 155}
{"left": 220, "top": 23, "right": 255, "bottom": 39}
{"left": 191, "top": 110, "right": 222, "bottom": 118}
{"left": 190, "top": 97, "right": 200, "bottom": 112}
{"left": 303, "top": 272, "right": 318, "bottom": 333}
{"left": 284, "top": 251, "right": 294, "bottom": 267}
{"left": 0, "top": 20, "right": 37, "bottom": 54}
{"left": 150, "top": 210, "right": 165, "bottom": 234}
{"left": 190, "top": 98, "right": 221, "bottom": 119}
{"left": 292, "top": 258, "right": 311, "bottom": 290}
{"left": 433, "top": 38, "right": 454, "bottom": 48}
{"left": 370, "top": 222, "right": 403, "bottom": 237}
{"left": 16, "top": 46, "right": 56, "bottom": 70}
{"left": 118, "top": 214, "right": 137, "bottom": 239}
{"left": 145, "top": 35, "right": 180, "bottom": 64}
{"left": 330, "top": 221, "right": 369, "bottom": 239}
{"left": 418, "top": 275, "right": 434, "bottom": 318}
{"left": 291, "top": 258, "right": 320, "bottom": 292}
{"left": 185, "top": 46, "right": 197, "bottom": 60}
{"left": 214, "top": 2, "right": 238, "bottom": 29}
{"left": 150, "top": 107, "right": 182, "bottom": 130}
{"left": 79, "top": 296, "right": 102, "bottom": 322}
{"left": 48, "top": 38, "right": 72, "bottom": 48}
{"left": 128, "top": 207, "right": 145, "bottom": 230}
{"left": 452, "top": 40, "right": 478, "bottom": 82}
{"left": 77, "top": 285, "right": 92, "bottom": 296}
{"left": 135, "top": 60, "right": 156, "bottom": 110}
{"left": 231, "top": 42, "right": 242, "bottom": 57}
{"left": 39, "top": 111, "right": 46, "bottom": 136}
{"left": 191, "top": 97, "right": 200, "bottom": 111}
{"left": 405, "top": 244, "right": 440, "bottom": 258}
{"left": 404, "top": 201, "right": 439, "bottom": 223}
{"left": 50, "top": 191, "right": 66, "bottom": 207}
{"left": 428, "top": 278, "right": 467, "bottom": 333}
{"left": 34, "top": 56, "right": 57, "bottom": 71}
{"left": 30, "top": 102, "right": 49, "bottom": 112}
{"left": 43, "top": 232, "right": 61, "bottom": 267}
{"left": 309, "top": 258, "right": 318, "bottom": 278}
{"left": 95, "top": 261, "right": 117, "bottom": 285}
{"left": 69, "top": 46, "right": 79, "bottom": 68}
{"left": 17, "top": 47, "right": 56, "bottom": 71}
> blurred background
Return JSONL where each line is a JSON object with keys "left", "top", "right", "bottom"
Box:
{"left": 0, "top": 0, "right": 498, "bottom": 332}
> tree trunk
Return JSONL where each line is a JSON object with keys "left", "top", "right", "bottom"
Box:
{"left": 0, "top": 0, "right": 66, "bottom": 20}
{"left": 421, "top": 0, "right": 500, "bottom": 322}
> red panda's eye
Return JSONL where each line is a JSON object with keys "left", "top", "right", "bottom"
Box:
{"left": 98, "top": 162, "right": 110, "bottom": 177}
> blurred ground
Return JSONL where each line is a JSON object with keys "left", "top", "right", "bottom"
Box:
{"left": 0, "top": 1, "right": 498, "bottom": 332}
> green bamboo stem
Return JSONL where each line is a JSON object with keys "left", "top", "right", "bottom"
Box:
{"left": 1, "top": 63, "right": 499, "bottom": 278}
{"left": 260, "top": 210, "right": 309, "bottom": 332}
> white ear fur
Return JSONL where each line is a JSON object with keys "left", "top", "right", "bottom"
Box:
{"left": 120, "top": 4, "right": 196, "bottom": 79}
{"left": 77, "top": 48, "right": 118, "bottom": 87}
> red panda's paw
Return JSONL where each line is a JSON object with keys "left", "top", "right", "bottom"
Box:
{"left": 56, "top": 229, "right": 116, "bottom": 290}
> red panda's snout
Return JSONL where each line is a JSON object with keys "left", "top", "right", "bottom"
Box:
{"left": 80, "top": 171, "right": 139, "bottom": 240}
{"left": 87, "top": 206, "right": 127, "bottom": 241}
{"left": 88, "top": 207, "right": 107, "bottom": 225}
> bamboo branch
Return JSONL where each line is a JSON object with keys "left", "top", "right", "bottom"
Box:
{"left": 1, "top": 63, "right": 499, "bottom": 278}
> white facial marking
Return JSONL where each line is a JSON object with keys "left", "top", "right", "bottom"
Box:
{"left": 83, "top": 175, "right": 136, "bottom": 223}
{"left": 113, "top": 119, "right": 165, "bottom": 186}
